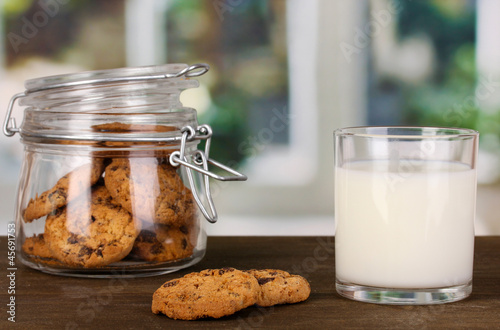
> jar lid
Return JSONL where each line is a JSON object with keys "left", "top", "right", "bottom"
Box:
{"left": 4, "top": 64, "right": 210, "bottom": 142}
{"left": 24, "top": 63, "right": 208, "bottom": 93}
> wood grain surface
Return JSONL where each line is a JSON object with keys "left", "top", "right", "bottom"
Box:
{"left": 1, "top": 236, "right": 499, "bottom": 329}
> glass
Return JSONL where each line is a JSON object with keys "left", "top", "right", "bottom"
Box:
{"left": 334, "top": 126, "right": 479, "bottom": 304}
{"left": 5, "top": 64, "right": 244, "bottom": 278}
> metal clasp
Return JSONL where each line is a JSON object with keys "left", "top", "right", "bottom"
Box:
{"left": 3, "top": 92, "right": 25, "bottom": 137}
{"left": 164, "top": 63, "right": 209, "bottom": 79}
{"left": 169, "top": 124, "right": 247, "bottom": 223}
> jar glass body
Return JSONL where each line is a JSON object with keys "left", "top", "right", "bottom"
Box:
{"left": 14, "top": 64, "right": 210, "bottom": 277}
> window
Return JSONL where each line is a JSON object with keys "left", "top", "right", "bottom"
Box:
{"left": 2, "top": 0, "right": 498, "bottom": 235}
{"left": 0, "top": 0, "right": 337, "bottom": 235}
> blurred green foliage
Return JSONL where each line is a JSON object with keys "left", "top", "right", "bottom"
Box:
{"left": 398, "top": 0, "right": 500, "bottom": 142}
{"left": 2, "top": 0, "right": 32, "bottom": 14}
{"left": 398, "top": 0, "right": 476, "bottom": 80}
{"left": 403, "top": 44, "right": 479, "bottom": 129}
{"left": 199, "top": 86, "right": 251, "bottom": 168}
{"left": 166, "top": 0, "right": 288, "bottom": 167}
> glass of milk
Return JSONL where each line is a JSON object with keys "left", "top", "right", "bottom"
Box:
{"left": 334, "top": 127, "right": 479, "bottom": 304}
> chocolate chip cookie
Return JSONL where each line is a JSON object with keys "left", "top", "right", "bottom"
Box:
{"left": 245, "top": 269, "right": 311, "bottom": 307}
{"left": 152, "top": 268, "right": 260, "bottom": 320}
{"left": 104, "top": 158, "right": 196, "bottom": 227}
{"left": 130, "top": 224, "right": 196, "bottom": 262}
{"left": 44, "top": 185, "right": 140, "bottom": 268}
{"left": 22, "top": 234, "right": 55, "bottom": 259}
{"left": 23, "top": 160, "right": 105, "bottom": 223}
{"left": 21, "top": 233, "right": 66, "bottom": 266}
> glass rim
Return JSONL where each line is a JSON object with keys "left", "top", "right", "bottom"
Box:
{"left": 334, "top": 126, "right": 479, "bottom": 139}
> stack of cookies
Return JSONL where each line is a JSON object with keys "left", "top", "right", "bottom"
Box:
{"left": 152, "top": 267, "right": 311, "bottom": 320}
{"left": 21, "top": 155, "right": 198, "bottom": 268}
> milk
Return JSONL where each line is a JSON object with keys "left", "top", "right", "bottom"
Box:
{"left": 335, "top": 160, "right": 476, "bottom": 289}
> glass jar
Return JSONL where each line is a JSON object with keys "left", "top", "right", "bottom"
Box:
{"left": 3, "top": 63, "right": 246, "bottom": 277}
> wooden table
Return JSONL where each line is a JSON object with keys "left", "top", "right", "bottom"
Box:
{"left": 1, "top": 236, "right": 499, "bottom": 329}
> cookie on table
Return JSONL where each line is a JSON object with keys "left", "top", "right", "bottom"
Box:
{"left": 245, "top": 269, "right": 311, "bottom": 307}
{"left": 23, "top": 160, "right": 105, "bottom": 223}
{"left": 104, "top": 158, "right": 196, "bottom": 227}
{"left": 44, "top": 185, "right": 140, "bottom": 268}
{"left": 130, "top": 224, "right": 196, "bottom": 262}
{"left": 152, "top": 267, "right": 260, "bottom": 320}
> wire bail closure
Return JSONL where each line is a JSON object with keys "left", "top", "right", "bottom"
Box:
{"left": 3, "top": 92, "right": 25, "bottom": 137}
{"left": 169, "top": 124, "right": 247, "bottom": 223}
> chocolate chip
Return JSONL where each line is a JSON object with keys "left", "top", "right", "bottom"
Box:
{"left": 181, "top": 239, "right": 187, "bottom": 250}
{"left": 90, "top": 215, "right": 96, "bottom": 223}
{"left": 163, "top": 280, "right": 178, "bottom": 288}
{"left": 50, "top": 208, "right": 64, "bottom": 217}
{"left": 257, "top": 277, "right": 275, "bottom": 285}
{"left": 150, "top": 242, "right": 163, "bottom": 255}
{"left": 55, "top": 188, "right": 67, "bottom": 199}
{"left": 139, "top": 231, "right": 157, "bottom": 243}
{"left": 179, "top": 226, "right": 189, "bottom": 235}
{"left": 170, "top": 204, "right": 180, "bottom": 213}
{"left": 67, "top": 234, "right": 80, "bottom": 244}
{"left": 78, "top": 246, "right": 94, "bottom": 257}
{"left": 219, "top": 267, "right": 234, "bottom": 275}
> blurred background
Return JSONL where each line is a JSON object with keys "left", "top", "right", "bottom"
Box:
{"left": 0, "top": 0, "right": 498, "bottom": 235}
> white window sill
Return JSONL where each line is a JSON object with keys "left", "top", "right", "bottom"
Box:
{"left": 205, "top": 214, "right": 334, "bottom": 236}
